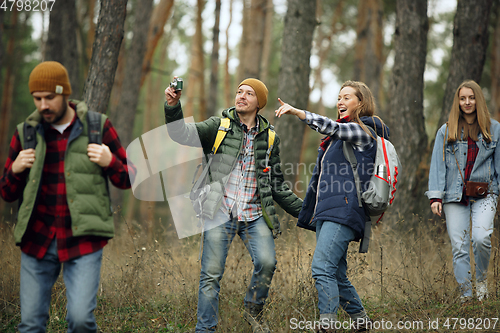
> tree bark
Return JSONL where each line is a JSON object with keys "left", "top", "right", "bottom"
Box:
{"left": 353, "top": 0, "right": 384, "bottom": 111}
{"left": 114, "top": 0, "right": 154, "bottom": 149}
{"left": 207, "top": 0, "right": 221, "bottom": 117}
{"left": 387, "top": 0, "right": 428, "bottom": 219}
{"left": 184, "top": 0, "right": 206, "bottom": 119}
{"left": 45, "top": 0, "right": 81, "bottom": 99}
{"left": 0, "top": 10, "right": 18, "bottom": 168}
{"left": 224, "top": 0, "right": 234, "bottom": 107}
{"left": 83, "top": 0, "right": 128, "bottom": 115}
{"left": 492, "top": 3, "right": 500, "bottom": 120}
{"left": 274, "top": 0, "right": 317, "bottom": 188}
{"left": 238, "top": 0, "right": 267, "bottom": 81}
{"left": 438, "top": 0, "right": 493, "bottom": 127}
{"left": 140, "top": 0, "right": 174, "bottom": 87}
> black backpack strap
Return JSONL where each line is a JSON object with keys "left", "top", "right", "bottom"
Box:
{"left": 23, "top": 122, "right": 37, "bottom": 149}
{"left": 342, "top": 141, "right": 363, "bottom": 208}
{"left": 87, "top": 111, "right": 102, "bottom": 145}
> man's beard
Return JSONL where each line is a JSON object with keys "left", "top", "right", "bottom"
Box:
{"left": 42, "top": 97, "right": 67, "bottom": 124}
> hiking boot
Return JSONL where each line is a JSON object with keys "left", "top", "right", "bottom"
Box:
{"left": 477, "top": 281, "right": 488, "bottom": 301}
{"left": 243, "top": 304, "right": 271, "bottom": 333}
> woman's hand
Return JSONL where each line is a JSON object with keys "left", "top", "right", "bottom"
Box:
{"left": 275, "top": 98, "right": 306, "bottom": 120}
{"left": 431, "top": 202, "right": 442, "bottom": 217}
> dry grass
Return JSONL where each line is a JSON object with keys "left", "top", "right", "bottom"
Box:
{"left": 1, "top": 212, "right": 500, "bottom": 332}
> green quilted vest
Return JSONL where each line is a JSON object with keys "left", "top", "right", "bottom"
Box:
{"left": 14, "top": 100, "right": 114, "bottom": 244}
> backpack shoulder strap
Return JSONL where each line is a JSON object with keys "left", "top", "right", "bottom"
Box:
{"left": 212, "top": 117, "right": 231, "bottom": 154}
{"left": 267, "top": 127, "right": 275, "bottom": 158}
{"left": 342, "top": 141, "right": 363, "bottom": 208}
{"left": 87, "top": 110, "right": 103, "bottom": 145}
{"left": 21, "top": 122, "right": 37, "bottom": 149}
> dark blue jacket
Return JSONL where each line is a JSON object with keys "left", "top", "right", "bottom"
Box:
{"left": 297, "top": 117, "right": 389, "bottom": 240}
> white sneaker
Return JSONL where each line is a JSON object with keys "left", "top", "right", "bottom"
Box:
{"left": 477, "top": 281, "right": 488, "bottom": 301}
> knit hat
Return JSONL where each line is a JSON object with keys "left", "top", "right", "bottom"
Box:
{"left": 29, "top": 61, "right": 72, "bottom": 96}
{"left": 238, "top": 78, "right": 268, "bottom": 110}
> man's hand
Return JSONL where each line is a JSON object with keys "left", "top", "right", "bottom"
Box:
{"left": 165, "top": 77, "right": 182, "bottom": 107}
{"left": 11, "top": 149, "right": 36, "bottom": 174}
{"left": 275, "top": 98, "right": 306, "bottom": 120}
{"left": 431, "top": 201, "right": 442, "bottom": 217}
{"left": 87, "top": 144, "right": 112, "bottom": 167}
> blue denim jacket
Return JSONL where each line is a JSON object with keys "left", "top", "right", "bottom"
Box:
{"left": 426, "top": 120, "right": 500, "bottom": 203}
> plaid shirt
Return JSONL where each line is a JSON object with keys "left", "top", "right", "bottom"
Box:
{"left": 0, "top": 105, "right": 134, "bottom": 261}
{"left": 429, "top": 136, "right": 478, "bottom": 206}
{"left": 220, "top": 118, "right": 262, "bottom": 222}
{"left": 302, "top": 111, "right": 374, "bottom": 151}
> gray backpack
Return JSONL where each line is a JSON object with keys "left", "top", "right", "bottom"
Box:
{"left": 343, "top": 129, "right": 401, "bottom": 253}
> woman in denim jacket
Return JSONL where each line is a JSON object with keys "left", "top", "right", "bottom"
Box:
{"left": 276, "top": 81, "right": 389, "bottom": 332}
{"left": 426, "top": 80, "right": 500, "bottom": 302}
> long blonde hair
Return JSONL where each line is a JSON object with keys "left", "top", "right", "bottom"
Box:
{"left": 447, "top": 80, "right": 491, "bottom": 143}
{"left": 338, "top": 80, "right": 384, "bottom": 138}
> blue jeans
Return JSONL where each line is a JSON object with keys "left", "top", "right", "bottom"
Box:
{"left": 443, "top": 195, "right": 496, "bottom": 297}
{"left": 311, "top": 220, "right": 365, "bottom": 319}
{"left": 18, "top": 238, "right": 102, "bottom": 333}
{"left": 196, "top": 210, "right": 276, "bottom": 332}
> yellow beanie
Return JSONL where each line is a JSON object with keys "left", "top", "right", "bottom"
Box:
{"left": 238, "top": 78, "right": 268, "bottom": 110}
{"left": 29, "top": 61, "right": 72, "bottom": 96}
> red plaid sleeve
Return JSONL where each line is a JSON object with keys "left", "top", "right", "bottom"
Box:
{"left": 102, "top": 118, "right": 136, "bottom": 189}
{"left": 0, "top": 129, "right": 29, "bottom": 202}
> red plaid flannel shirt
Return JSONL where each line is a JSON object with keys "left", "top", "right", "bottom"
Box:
{"left": 0, "top": 105, "right": 134, "bottom": 261}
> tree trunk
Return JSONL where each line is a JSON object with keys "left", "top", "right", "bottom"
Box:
{"left": 140, "top": 0, "right": 174, "bottom": 87}
{"left": 438, "top": 0, "right": 493, "bottom": 127}
{"left": 184, "top": 0, "right": 206, "bottom": 119}
{"left": 353, "top": 0, "right": 384, "bottom": 111}
{"left": 312, "top": 0, "right": 345, "bottom": 116}
{"left": 259, "top": 0, "right": 273, "bottom": 84}
{"left": 238, "top": 0, "right": 267, "bottom": 81}
{"left": 114, "top": 0, "right": 154, "bottom": 149}
{"left": 492, "top": 3, "right": 500, "bottom": 120}
{"left": 387, "top": 0, "right": 428, "bottom": 220}
{"left": 83, "top": 0, "right": 128, "bottom": 115}
{"left": 224, "top": 0, "right": 234, "bottom": 108}
{"left": 0, "top": 10, "right": 17, "bottom": 168}
{"left": 45, "top": 0, "right": 81, "bottom": 99}
{"left": 85, "top": 0, "right": 97, "bottom": 71}
{"left": 274, "top": 0, "right": 317, "bottom": 188}
{"left": 0, "top": 10, "right": 4, "bottom": 70}
{"left": 207, "top": 0, "right": 221, "bottom": 117}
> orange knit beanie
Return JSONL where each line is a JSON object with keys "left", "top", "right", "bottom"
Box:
{"left": 238, "top": 78, "right": 268, "bottom": 110}
{"left": 29, "top": 61, "right": 72, "bottom": 96}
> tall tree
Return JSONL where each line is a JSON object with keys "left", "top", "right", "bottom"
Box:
{"left": 353, "top": 0, "right": 384, "bottom": 110}
{"left": 387, "top": 0, "right": 428, "bottom": 219}
{"left": 438, "top": 0, "right": 493, "bottom": 127}
{"left": 207, "top": 0, "right": 222, "bottom": 117}
{"left": 492, "top": 3, "right": 500, "bottom": 119}
{"left": 238, "top": 0, "right": 268, "bottom": 81}
{"left": 140, "top": 0, "right": 175, "bottom": 87}
{"left": 224, "top": 0, "right": 234, "bottom": 107}
{"left": 114, "top": 0, "right": 154, "bottom": 149}
{"left": 184, "top": 0, "right": 206, "bottom": 119}
{"left": 0, "top": 10, "right": 18, "bottom": 168}
{"left": 259, "top": 0, "right": 273, "bottom": 83}
{"left": 45, "top": 0, "right": 81, "bottom": 99}
{"left": 83, "top": 0, "right": 128, "bottom": 115}
{"left": 275, "top": 0, "right": 317, "bottom": 187}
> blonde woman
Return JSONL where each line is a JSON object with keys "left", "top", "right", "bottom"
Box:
{"left": 426, "top": 80, "right": 500, "bottom": 302}
{"left": 276, "top": 81, "right": 389, "bottom": 332}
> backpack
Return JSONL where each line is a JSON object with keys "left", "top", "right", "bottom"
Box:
{"left": 343, "top": 126, "right": 401, "bottom": 252}
{"left": 20, "top": 110, "right": 104, "bottom": 148}
{"left": 189, "top": 117, "right": 275, "bottom": 217}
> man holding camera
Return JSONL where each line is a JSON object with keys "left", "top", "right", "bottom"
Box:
{"left": 0, "top": 61, "right": 135, "bottom": 332}
{"left": 164, "top": 78, "right": 302, "bottom": 332}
